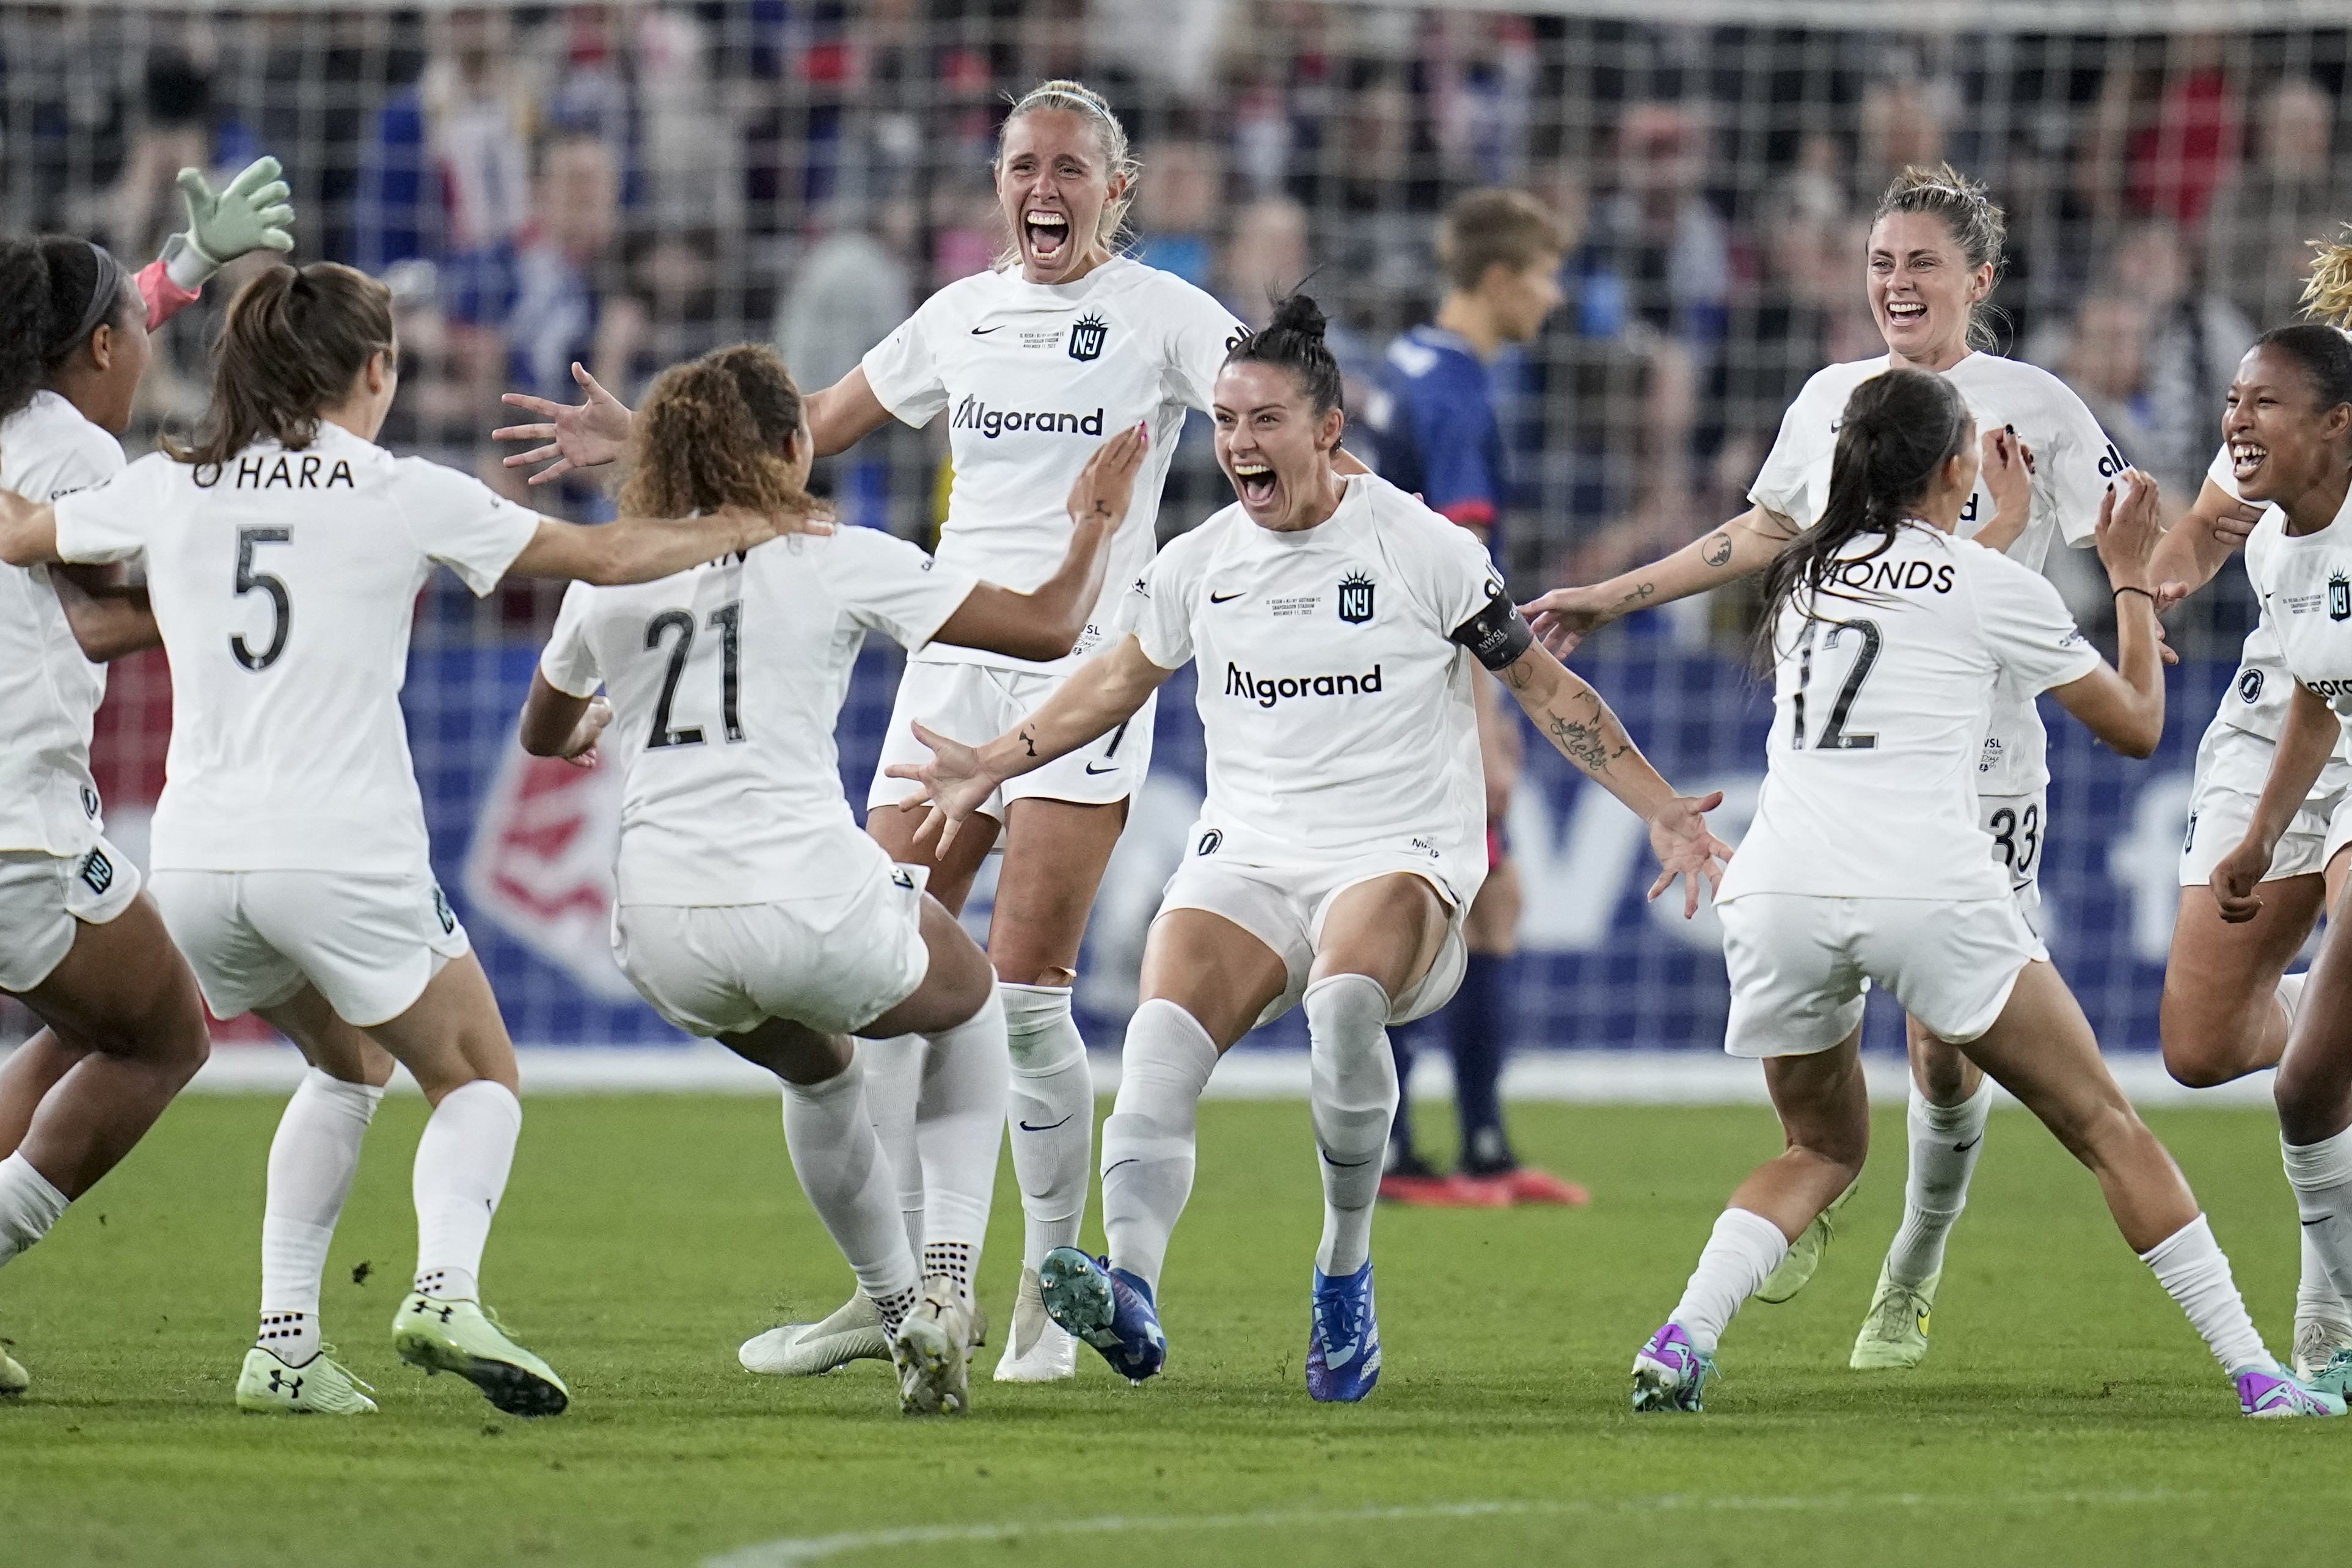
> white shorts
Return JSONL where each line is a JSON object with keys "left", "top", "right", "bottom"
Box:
{"left": 613, "top": 861, "right": 930, "bottom": 1038}
{"left": 868, "top": 660, "right": 1157, "bottom": 831}
{"left": 2179, "top": 721, "right": 2352, "bottom": 886}
{"left": 1718, "top": 892, "right": 2047, "bottom": 1057}
{"left": 149, "top": 869, "right": 469, "bottom": 1028}
{"left": 0, "top": 836, "right": 142, "bottom": 993}
{"left": 1154, "top": 855, "right": 1468, "bottom": 1030}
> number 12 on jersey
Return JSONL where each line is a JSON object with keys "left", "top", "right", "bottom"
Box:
{"left": 1791, "top": 617, "right": 1880, "bottom": 751}
{"left": 645, "top": 600, "right": 745, "bottom": 749}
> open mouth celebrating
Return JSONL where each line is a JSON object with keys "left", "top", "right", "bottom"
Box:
{"left": 1884, "top": 299, "right": 1927, "bottom": 327}
{"left": 1232, "top": 461, "right": 1277, "bottom": 509}
{"left": 2231, "top": 439, "right": 2268, "bottom": 484}
{"left": 1024, "top": 208, "right": 1071, "bottom": 264}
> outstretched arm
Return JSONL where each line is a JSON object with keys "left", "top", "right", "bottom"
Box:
{"left": 2150, "top": 475, "right": 2265, "bottom": 610}
{"left": 496, "top": 363, "right": 902, "bottom": 486}
{"left": 505, "top": 498, "right": 835, "bottom": 586}
{"left": 2048, "top": 473, "right": 2166, "bottom": 759}
{"left": 885, "top": 635, "right": 1175, "bottom": 853}
{"left": 1520, "top": 502, "right": 1799, "bottom": 656}
{"left": 1491, "top": 640, "right": 1730, "bottom": 917}
{"left": 2212, "top": 682, "right": 2340, "bottom": 923}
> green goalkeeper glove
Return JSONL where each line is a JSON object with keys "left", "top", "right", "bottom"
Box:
{"left": 159, "top": 156, "right": 296, "bottom": 291}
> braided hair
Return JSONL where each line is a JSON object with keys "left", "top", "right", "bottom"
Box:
{"left": 1756, "top": 365, "right": 1970, "bottom": 664}
{"left": 618, "top": 343, "right": 816, "bottom": 522}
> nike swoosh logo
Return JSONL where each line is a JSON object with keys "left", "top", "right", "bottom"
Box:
{"left": 1953, "top": 1137, "right": 1982, "bottom": 1153}
{"left": 1322, "top": 1153, "right": 1374, "bottom": 1168}
{"left": 1018, "top": 1115, "right": 1075, "bottom": 1132}
{"left": 1103, "top": 1158, "right": 1139, "bottom": 1176}
{"left": 1210, "top": 591, "right": 1243, "bottom": 603}
{"left": 1084, "top": 762, "right": 1118, "bottom": 775}
{"left": 970, "top": 324, "right": 1004, "bottom": 334}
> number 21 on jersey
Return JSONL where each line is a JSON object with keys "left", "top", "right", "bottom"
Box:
{"left": 644, "top": 601, "right": 746, "bottom": 749}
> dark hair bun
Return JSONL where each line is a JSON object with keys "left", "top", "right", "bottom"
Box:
{"left": 1265, "top": 293, "right": 1328, "bottom": 342}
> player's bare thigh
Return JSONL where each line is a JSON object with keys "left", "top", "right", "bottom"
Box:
{"left": 1138, "top": 909, "right": 1290, "bottom": 1052}
{"left": 260, "top": 953, "right": 519, "bottom": 1106}
{"left": 861, "top": 893, "right": 997, "bottom": 1038}
{"left": 1464, "top": 856, "right": 1520, "bottom": 955}
{"left": 2159, "top": 875, "right": 2326, "bottom": 1088}
{"left": 988, "top": 797, "right": 1130, "bottom": 988}
{"left": 864, "top": 798, "right": 999, "bottom": 917}
{"left": 1313, "top": 873, "right": 1450, "bottom": 1000}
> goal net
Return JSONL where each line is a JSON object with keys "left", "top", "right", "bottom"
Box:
{"left": 6, "top": 2, "right": 2347, "bottom": 1062}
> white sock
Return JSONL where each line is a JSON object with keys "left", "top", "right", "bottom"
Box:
{"left": 2139, "top": 1212, "right": 2273, "bottom": 1374}
{"left": 1100, "top": 999, "right": 1220, "bottom": 1293}
{"left": 1884, "top": 1078, "right": 1992, "bottom": 1287}
{"left": 1001, "top": 983, "right": 1094, "bottom": 1272}
{"left": 2283, "top": 1126, "right": 2352, "bottom": 1320}
{"left": 856, "top": 1034, "right": 927, "bottom": 1259}
{"left": 2279, "top": 971, "right": 2310, "bottom": 1030}
{"left": 411, "top": 1079, "right": 521, "bottom": 1304}
{"left": 0, "top": 1152, "right": 69, "bottom": 1269}
{"left": 914, "top": 990, "right": 1009, "bottom": 1304}
{"left": 2298, "top": 1223, "right": 2352, "bottom": 1332}
{"left": 258, "top": 1069, "right": 384, "bottom": 1364}
{"left": 1306, "top": 974, "right": 1397, "bottom": 1278}
{"left": 1670, "top": 1208, "right": 1789, "bottom": 1353}
{"left": 781, "top": 1059, "right": 921, "bottom": 1325}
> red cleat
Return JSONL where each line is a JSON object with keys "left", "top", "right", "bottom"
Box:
{"left": 1479, "top": 1166, "right": 1591, "bottom": 1206}
{"left": 1379, "top": 1171, "right": 1512, "bottom": 1208}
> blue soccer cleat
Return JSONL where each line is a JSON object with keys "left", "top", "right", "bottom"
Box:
{"left": 1305, "top": 1261, "right": 1381, "bottom": 1402}
{"left": 1631, "top": 1321, "right": 1715, "bottom": 1412}
{"left": 1037, "top": 1247, "right": 1166, "bottom": 1384}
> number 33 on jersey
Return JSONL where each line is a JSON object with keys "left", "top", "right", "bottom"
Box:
{"left": 1718, "top": 525, "right": 2102, "bottom": 906}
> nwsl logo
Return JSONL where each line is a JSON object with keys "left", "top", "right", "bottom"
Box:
{"left": 1337, "top": 572, "right": 1375, "bottom": 624}
{"left": 1068, "top": 313, "right": 1108, "bottom": 362}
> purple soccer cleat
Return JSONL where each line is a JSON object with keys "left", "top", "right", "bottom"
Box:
{"left": 1631, "top": 1322, "right": 1715, "bottom": 1413}
{"left": 2237, "top": 1362, "right": 2345, "bottom": 1418}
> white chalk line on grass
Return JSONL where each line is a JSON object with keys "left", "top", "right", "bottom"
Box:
{"left": 701, "top": 1489, "right": 2200, "bottom": 1567}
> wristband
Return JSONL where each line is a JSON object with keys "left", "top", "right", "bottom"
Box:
{"left": 2113, "top": 585, "right": 2154, "bottom": 605}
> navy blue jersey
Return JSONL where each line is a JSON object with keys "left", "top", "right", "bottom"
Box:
{"left": 1365, "top": 325, "right": 1508, "bottom": 555}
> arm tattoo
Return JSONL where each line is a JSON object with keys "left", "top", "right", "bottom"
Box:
{"left": 1500, "top": 658, "right": 1535, "bottom": 691}
{"left": 1610, "top": 582, "right": 1656, "bottom": 614}
{"left": 1701, "top": 531, "right": 1734, "bottom": 568}
{"left": 1545, "top": 706, "right": 1629, "bottom": 775}
{"left": 1021, "top": 727, "right": 1038, "bottom": 757}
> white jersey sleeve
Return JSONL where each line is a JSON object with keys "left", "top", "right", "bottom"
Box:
{"left": 1746, "top": 368, "right": 1844, "bottom": 525}
{"left": 1158, "top": 282, "right": 1249, "bottom": 414}
{"left": 539, "top": 580, "right": 602, "bottom": 698}
{"left": 814, "top": 528, "right": 979, "bottom": 651}
{"left": 1127, "top": 533, "right": 1207, "bottom": 671}
{"left": 51, "top": 452, "right": 175, "bottom": 564}
{"left": 387, "top": 458, "right": 541, "bottom": 596}
{"left": 860, "top": 287, "right": 955, "bottom": 428}
{"left": 2036, "top": 375, "right": 2120, "bottom": 549}
{"left": 1970, "top": 546, "right": 2104, "bottom": 694}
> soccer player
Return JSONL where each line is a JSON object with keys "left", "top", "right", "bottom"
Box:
{"left": 1525, "top": 166, "right": 2122, "bottom": 1368}
{"left": 888, "top": 296, "right": 1728, "bottom": 1401}
{"left": 1361, "top": 188, "right": 1587, "bottom": 1208}
{"left": 1630, "top": 365, "right": 2335, "bottom": 1420}
{"left": 2207, "top": 325, "right": 2352, "bottom": 1398}
{"left": 492, "top": 80, "right": 1250, "bottom": 1384}
{"left": 0, "top": 165, "right": 297, "bottom": 1398}
{"left": 2137, "top": 251, "right": 2352, "bottom": 1377}
{"left": 0, "top": 262, "right": 831, "bottom": 1418}
{"left": 516, "top": 345, "right": 1147, "bottom": 1413}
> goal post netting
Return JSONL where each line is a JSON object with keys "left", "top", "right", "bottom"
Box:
{"left": 5, "top": 1, "right": 2347, "bottom": 1061}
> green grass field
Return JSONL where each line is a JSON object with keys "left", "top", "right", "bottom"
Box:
{"left": 0, "top": 1093, "right": 2335, "bottom": 1566}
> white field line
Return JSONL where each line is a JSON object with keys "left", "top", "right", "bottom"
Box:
{"left": 124, "top": 1042, "right": 2278, "bottom": 1107}
{"left": 702, "top": 1490, "right": 2203, "bottom": 1567}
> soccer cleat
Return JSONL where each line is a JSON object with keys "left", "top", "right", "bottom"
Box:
{"left": 2292, "top": 1316, "right": 2352, "bottom": 1384}
{"left": 1378, "top": 1169, "right": 1512, "bottom": 1208}
{"left": 1850, "top": 1264, "right": 1937, "bottom": 1369}
{"left": 390, "top": 1292, "right": 568, "bottom": 1418}
{"left": 236, "top": 1344, "right": 378, "bottom": 1415}
{"left": 993, "top": 1264, "right": 1078, "bottom": 1382}
{"left": 1305, "top": 1261, "right": 1381, "bottom": 1402}
{"left": 1037, "top": 1246, "right": 1166, "bottom": 1384}
{"left": 740, "top": 1291, "right": 890, "bottom": 1377}
{"left": 1754, "top": 1179, "right": 1858, "bottom": 1305}
{"left": 891, "top": 1276, "right": 974, "bottom": 1416}
{"left": 1631, "top": 1322, "right": 1715, "bottom": 1412}
{"left": 2237, "top": 1360, "right": 2345, "bottom": 1418}
{"left": 1469, "top": 1165, "right": 1591, "bottom": 1207}
{"left": 0, "top": 1346, "right": 26, "bottom": 1397}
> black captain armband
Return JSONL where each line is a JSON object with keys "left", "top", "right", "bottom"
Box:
{"left": 1448, "top": 584, "right": 1535, "bottom": 672}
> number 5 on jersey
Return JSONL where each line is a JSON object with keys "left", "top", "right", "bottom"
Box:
{"left": 232, "top": 526, "right": 292, "bottom": 671}
{"left": 646, "top": 601, "right": 746, "bottom": 748}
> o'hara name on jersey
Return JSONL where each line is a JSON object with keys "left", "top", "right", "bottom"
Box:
{"left": 949, "top": 396, "right": 1105, "bottom": 439}
{"left": 1225, "top": 660, "right": 1382, "bottom": 707}
{"left": 196, "top": 451, "right": 358, "bottom": 489}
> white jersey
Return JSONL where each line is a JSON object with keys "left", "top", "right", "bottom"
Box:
{"left": 2250, "top": 482, "right": 2352, "bottom": 731}
{"left": 1749, "top": 351, "right": 2122, "bottom": 795}
{"left": 52, "top": 425, "right": 541, "bottom": 875}
{"left": 539, "top": 528, "right": 977, "bottom": 907}
{"left": 1719, "top": 523, "right": 2103, "bottom": 903}
{"left": 0, "top": 392, "right": 126, "bottom": 856}
{"left": 861, "top": 255, "right": 1246, "bottom": 676}
{"left": 2202, "top": 445, "right": 2352, "bottom": 762}
{"left": 1122, "top": 473, "right": 1492, "bottom": 903}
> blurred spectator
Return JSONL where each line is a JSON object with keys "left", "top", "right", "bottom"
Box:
{"left": 354, "top": 6, "right": 539, "bottom": 272}
{"left": 108, "top": 39, "right": 214, "bottom": 260}
{"left": 1853, "top": 73, "right": 1953, "bottom": 209}
{"left": 774, "top": 199, "right": 915, "bottom": 530}
{"left": 2129, "top": 32, "right": 2241, "bottom": 232}
{"left": 1219, "top": 195, "right": 1309, "bottom": 329}
{"left": 1583, "top": 103, "right": 1729, "bottom": 357}
{"left": 2207, "top": 77, "right": 2349, "bottom": 329}
{"left": 1130, "top": 141, "right": 1222, "bottom": 290}
{"left": 446, "top": 131, "right": 638, "bottom": 506}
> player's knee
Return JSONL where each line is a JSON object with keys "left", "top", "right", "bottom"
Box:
{"left": 2160, "top": 1040, "right": 2241, "bottom": 1091}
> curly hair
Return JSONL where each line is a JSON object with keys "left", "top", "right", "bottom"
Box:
{"left": 617, "top": 344, "right": 813, "bottom": 521}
